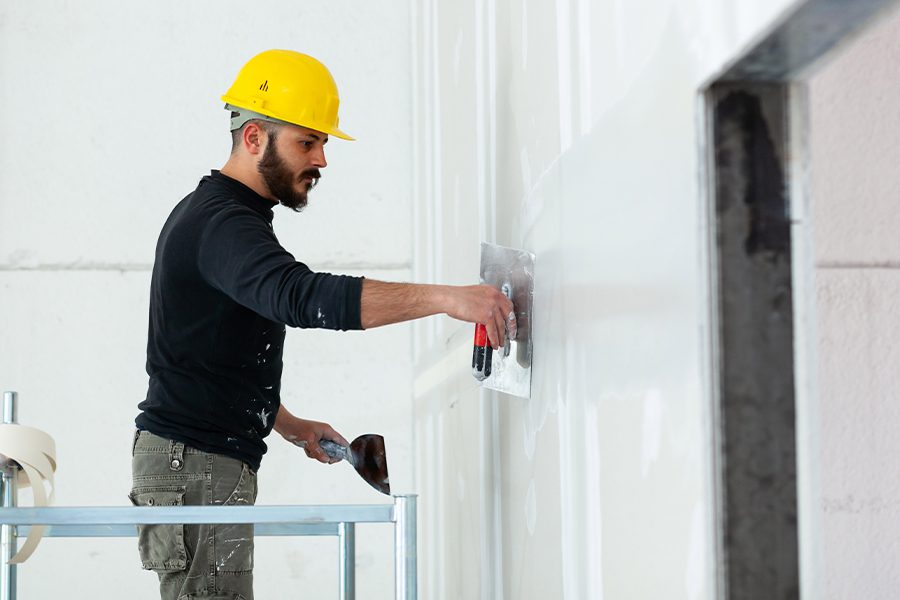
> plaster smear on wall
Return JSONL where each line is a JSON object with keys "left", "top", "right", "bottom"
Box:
{"left": 584, "top": 401, "right": 605, "bottom": 600}
{"left": 525, "top": 479, "right": 537, "bottom": 535}
{"left": 640, "top": 389, "right": 664, "bottom": 479}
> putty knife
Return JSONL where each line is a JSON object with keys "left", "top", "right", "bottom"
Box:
{"left": 317, "top": 435, "right": 391, "bottom": 495}
{"left": 472, "top": 242, "right": 535, "bottom": 399}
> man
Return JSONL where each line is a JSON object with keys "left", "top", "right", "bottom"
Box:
{"left": 130, "top": 49, "right": 514, "bottom": 600}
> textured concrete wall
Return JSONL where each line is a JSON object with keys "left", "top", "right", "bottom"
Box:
{"left": 0, "top": 2, "right": 413, "bottom": 597}
{"left": 808, "top": 6, "right": 900, "bottom": 599}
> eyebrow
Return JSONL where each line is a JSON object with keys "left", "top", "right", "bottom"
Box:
{"left": 305, "top": 133, "right": 328, "bottom": 144}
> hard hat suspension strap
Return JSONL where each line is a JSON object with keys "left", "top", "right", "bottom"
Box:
{"left": 225, "top": 104, "right": 288, "bottom": 132}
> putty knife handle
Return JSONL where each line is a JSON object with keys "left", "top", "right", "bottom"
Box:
{"left": 319, "top": 439, "right": 350, "bottom": 461}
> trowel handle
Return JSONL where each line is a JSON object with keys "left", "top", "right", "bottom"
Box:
{"left": 318, "top": 439, "right": 350, "bottom": 461}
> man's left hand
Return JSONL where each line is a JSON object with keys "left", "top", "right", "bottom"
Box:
{"left": 274, "top": 409, "right": 349, "bottom": 464}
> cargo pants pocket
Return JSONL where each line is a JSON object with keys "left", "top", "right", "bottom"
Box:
{"left": 213, "top": 462, "right": 256, "bottom": 573}
{"left": 129, "top": 486, "right": 188, "bottom": 573}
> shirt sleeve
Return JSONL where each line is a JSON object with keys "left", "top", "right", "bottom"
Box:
{"left": 196, "top": 205, "right": 363, "bottom": 330}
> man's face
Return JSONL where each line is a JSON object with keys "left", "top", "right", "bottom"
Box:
{"left": 257, "top": 124, "right": 328, "bottom": 212}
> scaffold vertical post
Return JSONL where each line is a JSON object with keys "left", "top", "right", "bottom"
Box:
{"left": 338, "top": 521, "right": 355, "bottom": 600}
{"left": 0, "top": 391, "right": 18, "bottom": 600}
{"left": 393, "top": 494, "right": 417, "bottom": 600}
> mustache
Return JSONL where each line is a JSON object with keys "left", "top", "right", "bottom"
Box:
{"left": 300, "top": 169, "right": 322, "bottom": 186}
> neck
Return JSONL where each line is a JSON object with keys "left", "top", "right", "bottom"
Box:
{"left": 220, "top": 156, "right": 277, "bottom": 204}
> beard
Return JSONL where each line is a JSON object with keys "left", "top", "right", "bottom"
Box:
{"left": 257, "top": 138, "right": 321, "bottom": 212}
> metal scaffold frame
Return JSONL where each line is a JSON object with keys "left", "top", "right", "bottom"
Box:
{"left": 0, "top": 393, "right": 417, "bottom": 600}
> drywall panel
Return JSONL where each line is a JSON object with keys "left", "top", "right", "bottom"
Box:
{"left": 0, "top": 0, "right": 411, "bottom": 269}
{"left": 416, "top": 380, "right": 494, "bottom": 600}
{"left": 412, "top": 0, "right": 811, "bottom": 598}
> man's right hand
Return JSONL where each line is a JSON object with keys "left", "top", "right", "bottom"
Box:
{"left": 443, "top": 284, "right": 516, "bottom": 349}
{"left": 360, "top": 280, "right": 517, "bottom": 349}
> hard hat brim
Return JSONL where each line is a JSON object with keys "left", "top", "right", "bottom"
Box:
{"left": 222, "top": 98, "right": 354, "bottom": 141}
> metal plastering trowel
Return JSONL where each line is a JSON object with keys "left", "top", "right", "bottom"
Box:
{"left": 318, "top": 435, "right": 391, "bottom": 495}
{"left": 472, "top": 242, "right": 535, "bottom": 399}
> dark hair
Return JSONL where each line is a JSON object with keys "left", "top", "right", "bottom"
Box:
{"left": 230, "top": 113, "right": 281, "bottom": 153}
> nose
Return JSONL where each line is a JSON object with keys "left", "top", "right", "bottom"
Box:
{"left": 312, "top": 145, "right": 327, "bottom": 169}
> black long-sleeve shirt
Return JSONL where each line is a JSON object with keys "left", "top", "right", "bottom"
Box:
{"left": 136, "top": 171, "right": 363, "bottom": 470}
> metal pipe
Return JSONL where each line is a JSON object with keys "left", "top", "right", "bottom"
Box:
{"left": 0, "top": 391, "right": 18, "bottom": 600}
{"left": 338, "top": 522, "right": 355, "bottom": 600}
{"left": 393, "top": 494, "right": 417, "bottom": 600}
{"left": 0, "top": 504, "right": 394, "bottom": 526}
{"left": 1, "top": 394, "right": 15, "bottom": 427}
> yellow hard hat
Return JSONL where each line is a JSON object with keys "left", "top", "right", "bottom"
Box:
{"left": 222, "top": 49, "right": 353, "bottom": 141}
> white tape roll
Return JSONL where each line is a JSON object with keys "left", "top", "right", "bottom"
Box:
{"left": 0, "top": 424, "right": 57, "bottom": 563}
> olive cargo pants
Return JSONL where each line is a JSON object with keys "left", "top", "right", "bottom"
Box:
{"left": 130, "top": 430, "right": 258, "bottom": 600}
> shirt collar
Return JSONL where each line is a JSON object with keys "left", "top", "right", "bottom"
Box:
{"left": 207, "top": 170, "right": 276, "bottom": 222}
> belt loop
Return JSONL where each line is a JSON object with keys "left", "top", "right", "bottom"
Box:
{"left": 169, "top": 440, "right": 185, "bottom": 471}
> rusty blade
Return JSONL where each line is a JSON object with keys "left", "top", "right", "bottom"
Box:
{"left": 348, "top": 434, "right": 391, "bottom": 495}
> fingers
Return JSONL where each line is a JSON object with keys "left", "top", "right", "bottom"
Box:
{"left": 302, "top": 440, "right": 333, "bottom": 464}
{"left": 506, "top": 308, "right": 518, "bottom": 341}
{"left": 326, "top": 427, "right": 350, "bottom": 448}
{"left": 311, "top": 445, "right": 331, "bottom": 464}
{"left": 291, "top": 421, "right": 349, "bottom": 464}
{"left": 493, "top": 308, "right": 507, "bottom": 349}
{"left": 448, "top": 284, "right": 517, "bottom": 349}
{"left": 480, "top": 286, "right": 515, "bottom": 350}
{"left": 485, "top": 314, "right": 502, "bottom": 350}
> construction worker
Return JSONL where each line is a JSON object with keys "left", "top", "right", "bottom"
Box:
{"left": 130, "top": 50, "right": 514, "bottom": 599}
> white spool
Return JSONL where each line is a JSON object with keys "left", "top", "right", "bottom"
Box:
{"left": 0, "top": 423, "right": 56, "bottom": 563}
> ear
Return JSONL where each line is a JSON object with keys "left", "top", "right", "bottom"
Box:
{"left": 242, "top": 122, "right": 267, "bottom": 156}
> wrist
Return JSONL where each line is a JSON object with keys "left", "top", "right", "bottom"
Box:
{"left": 427, "top": 284, "right": 451, "bottom": 316}
{"left": 273, "top": 405, "right": 295, "bottom": 436}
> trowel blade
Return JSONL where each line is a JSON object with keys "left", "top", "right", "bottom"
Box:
{"left": 348, "top": 434, "right": 391, "bottom": 495}
{"left": 479, "top": 242, "right": 535, "bottom": 399}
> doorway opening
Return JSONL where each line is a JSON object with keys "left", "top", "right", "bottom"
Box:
{"left": 705, "top": 1, "right": 900, "bottom": 598}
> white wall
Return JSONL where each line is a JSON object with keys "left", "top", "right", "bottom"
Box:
{"left": 0, "top": 2, "right": 414, "bottom": 598}
{"left": 808, "top": 7, "right": 900, "bottom": 599}
{"left": 411, "top": 0, "right": 812, "bottom": 599}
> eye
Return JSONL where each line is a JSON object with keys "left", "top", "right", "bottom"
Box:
{"left": 302, "top": 141, "right": 314, "bottom": 149}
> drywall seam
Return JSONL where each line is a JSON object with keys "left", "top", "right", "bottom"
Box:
{"left": 815, "top": 262, "right": 900, "bottom": 269}
{"left": 0, "top": 263, "right": 154, "bottom": 272}
{"left": 0, "top": 261, "right": 413, "bottom": 272}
